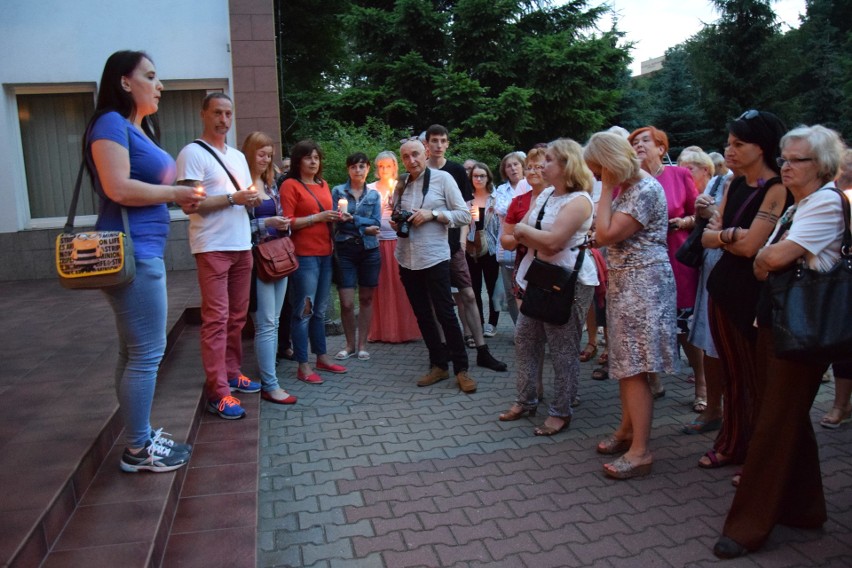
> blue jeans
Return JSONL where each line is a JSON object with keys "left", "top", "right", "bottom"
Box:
{"left": 102, "top": 257, "right": 167, "bottom": 448}
{"left": 253, "top": 275, "right": 287, "bottom": 391}
{"left": 290, "top": 255, "right": 333, "bottom": 363}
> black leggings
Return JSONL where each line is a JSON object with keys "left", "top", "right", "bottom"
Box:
{"left": 466, "top": 252, "right": 500, "bottom": 327}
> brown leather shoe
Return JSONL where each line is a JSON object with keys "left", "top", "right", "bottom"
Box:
{"left": 416, "top": 366, "right": 449, "bottom": 387}
{"left": 456, "top": 370, "right": 477, "bottom": 393}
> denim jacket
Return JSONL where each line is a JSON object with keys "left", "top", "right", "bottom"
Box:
{"left": 331, "top": 182, "right": 382, "bottom": 250}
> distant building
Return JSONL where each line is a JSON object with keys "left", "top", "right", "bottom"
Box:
{"left": 639, "top": 55, "right": 666, "bottom": 76}
{"left": 0, "top": 0, "right": 280, "bottom": 281}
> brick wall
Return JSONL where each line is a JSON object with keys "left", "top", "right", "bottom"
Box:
{"left": 229, "top": 0, "right": 282, "bottom": 158}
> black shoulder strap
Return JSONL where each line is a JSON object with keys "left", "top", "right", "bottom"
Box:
{"left": 394, "top": 168, "right": 431, "bottom": 210}
{"left": 193, "top": 140, "right": 243, "bottom": 192}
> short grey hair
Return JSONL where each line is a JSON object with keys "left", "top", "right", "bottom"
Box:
{"left": 780, "top": 125, "right": 845, "bottom": 184}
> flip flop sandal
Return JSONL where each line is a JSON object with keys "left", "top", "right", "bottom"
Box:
{"left": 692, "top": 398, "right": 708, "bottom": 413}
{"left": 698, "top": 449, "right": 733, "bottom": 469}
{"left": 357, "top": 350, "right": 371, "bottom": 361}
{"left": 597, "top": 351, "right": 608, "bottom": 365}
{"left": 334, "top": 349, "right": 354, "bottom": 360}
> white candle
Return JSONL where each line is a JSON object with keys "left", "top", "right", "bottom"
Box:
{"left": 337, "top": 198, "right": 348, "bottom": 212}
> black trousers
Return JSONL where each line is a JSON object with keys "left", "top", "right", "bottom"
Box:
{"left": 399, "top": 261, "right": 468, "bottom": 375}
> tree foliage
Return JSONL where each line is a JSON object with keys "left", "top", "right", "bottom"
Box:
{"left": 617, "top": 0, "right": 851, "bottom": 153}
{"left": 280, "top": 0, "right": 631, "bottom": 152}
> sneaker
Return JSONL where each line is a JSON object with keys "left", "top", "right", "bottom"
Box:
{"left": 483, "top": 324, "right": 496, "bottom": 337}
{"left": 120, "top": 438, "right": 190, "bottom": 473}
{"left": 416, "top": 366, "right": 449, "bottom": 387}
{"left": 456, "top": 370, "right": 477, "bottom": 393}
{"left": 476, "top": 345, "right": 507, "bottom": 372}
{"left": 207, "top": 395, "right": 246, "bottom": 420}
{"left": 150, "top": 427, "right": 192, "bottom": 454}
{"left": 229, "top": 374, "right": 261, "bottom": 393}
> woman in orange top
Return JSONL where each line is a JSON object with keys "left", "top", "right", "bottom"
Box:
{"left": 280, "top": 140, "right": 352, "bottom": 384}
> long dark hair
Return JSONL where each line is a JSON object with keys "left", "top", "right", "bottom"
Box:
{"left": 85, "top": 50, "right": 161, "bottom": 149}
{"left": 286, "top": 139, "right": 324, "bottom": 183}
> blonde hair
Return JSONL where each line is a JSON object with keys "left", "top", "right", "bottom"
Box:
{"left": 547, "top": 138, "right": 594, "bottom": 193}
{"left": 373, "top": 151, "right": 398, "bottom": 180}
{"left": 583, "top": 132, "right": 641, "bottom": 184}
{"left": 677, "top": 149, "right": 714, "bottom": 178}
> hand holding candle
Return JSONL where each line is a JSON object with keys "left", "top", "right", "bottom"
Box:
{"left": 337, "top": 198, "right": 348, "bottom": 216}
{"left": 471, "top": 206, "right": 480, "bottom": 222}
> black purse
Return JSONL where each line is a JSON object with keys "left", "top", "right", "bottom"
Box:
{"left": 520, "top": 195, "right": 586, "bottom": 325}
{"left": 768, "top": 186, "right": 852, "bottom": 364}
{"left": 675, "top": 175, "right": 725, "bottom": 268}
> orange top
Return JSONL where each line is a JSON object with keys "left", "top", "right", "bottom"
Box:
{"left": 280, "top": 178, "right": 334, "bottom": 256}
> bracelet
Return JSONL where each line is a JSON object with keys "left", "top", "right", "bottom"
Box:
{"left": 307, "top": 215, "right": 314, "bottom": 227}
{"left": 717, "top": 231, "right": 726, "bottom": 245}
{"left": 226, "top": 193, "right": 236, "bottom": 207}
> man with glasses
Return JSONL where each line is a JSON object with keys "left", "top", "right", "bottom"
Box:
{"left": 392, "top": 138, "right": 477, "bottom": 392}
{"left": 424, "top": 124, "right": 507, "bottom": 372}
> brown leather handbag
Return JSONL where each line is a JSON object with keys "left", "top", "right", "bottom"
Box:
{"left": 253, "top": 236, "right": 298, "bottom": 282}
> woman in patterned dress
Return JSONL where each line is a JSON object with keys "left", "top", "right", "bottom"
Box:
{"left": 583, "top": 132, "right": 678, "bottom": 480}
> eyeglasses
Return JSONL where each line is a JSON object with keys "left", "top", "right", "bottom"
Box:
{"left": 472, "top": 174, "right": 488, "bottom": 179}
{"left": 776, "top": 157, "right": 814, "bottom": 168}
{"left": 737, "top": 109, "right": 759, "bottom": 121}
{"left": 525, "top": 165, "right": 544, "bottom": 172}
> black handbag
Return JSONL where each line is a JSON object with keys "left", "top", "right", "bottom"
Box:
{"left": 768, "top": 186, "right": 852, "bottom": 364}
{"left": 675, "top": 175, "right": 726, "bottom": 268}
{"left": 520, "top": 195, "right": 586, "bottom": 325}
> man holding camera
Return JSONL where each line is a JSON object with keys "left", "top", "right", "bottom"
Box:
{"left": 392, "top": 138, "right": 476, "bottom": 393}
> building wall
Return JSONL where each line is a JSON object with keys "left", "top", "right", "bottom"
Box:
{"left": 0, "top": 0, "right": 280, "bottom": 281}
{"left": 229, "top": 0, "right": 282, "bottom": 159}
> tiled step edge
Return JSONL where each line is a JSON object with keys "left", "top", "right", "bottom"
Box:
{"left": 8, "top": 308, "right": 202, "bottom": 568}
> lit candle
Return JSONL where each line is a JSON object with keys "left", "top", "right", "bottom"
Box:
{"left": 337, "top": 198, "right": 348, "bottom": 213}
{"left": 471, "top": 206, "right": 479, "bottom": 221}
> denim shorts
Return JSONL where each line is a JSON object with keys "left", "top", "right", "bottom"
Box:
{"left": 335, "top": 239, "right": 380, "bottom": 288}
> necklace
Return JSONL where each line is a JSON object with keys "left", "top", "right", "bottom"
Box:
{"left": 653, "top": 164, "right": 664, "bottom": 177}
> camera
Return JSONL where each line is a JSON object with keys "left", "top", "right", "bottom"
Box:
{"left": 391, "top": 210, "right": 414, "bottom": 238}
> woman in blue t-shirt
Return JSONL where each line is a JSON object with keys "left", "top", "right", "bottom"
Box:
{"left": 86, "top": 50, "right": 205, "bottom": 473}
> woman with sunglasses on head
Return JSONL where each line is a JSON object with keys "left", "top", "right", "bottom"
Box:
{"left": 714, "top": 125, "right": 846, "bottom": 559}
{"left": 466, "top": 163, "right": 502, "bottom": 337}
{"left": 697, "top": 110, "right": 792, "bottom": 480}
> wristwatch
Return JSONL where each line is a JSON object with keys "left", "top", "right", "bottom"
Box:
{"left": 431, "top": 210, "right": 439, "bottom": 221}
{"left": 226, "top": 193, "right": 236, "bottom": 207}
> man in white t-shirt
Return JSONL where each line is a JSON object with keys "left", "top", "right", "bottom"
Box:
{"left": 176, "top": 93, "right": 260, "bottom": 420}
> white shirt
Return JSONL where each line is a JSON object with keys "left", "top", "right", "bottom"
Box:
{"left": 394, "top": 168, "right": 471, "bottom": 270}
{"left": 176, "top": 141, "right": 253, "bottom": 254}
{"left": 765, "top": 183, "right": 848, "bottom": 273}
{"left": 516, "top": 189, "right": 598, "bottom": 290}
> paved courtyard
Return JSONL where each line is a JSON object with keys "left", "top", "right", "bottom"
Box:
{"left": 257, "top": 322, "right": 852, "bottom": 568}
